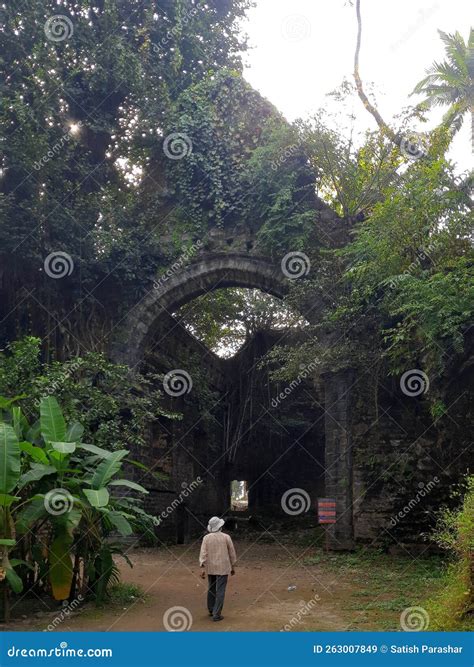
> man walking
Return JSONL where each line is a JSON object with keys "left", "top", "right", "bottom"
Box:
{"left": 199, "top": 516, "right": 237, "bottom": 622}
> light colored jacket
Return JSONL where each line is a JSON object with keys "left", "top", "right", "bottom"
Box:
{"left": 199, "top": 531, "right": 237, "bottom": 575}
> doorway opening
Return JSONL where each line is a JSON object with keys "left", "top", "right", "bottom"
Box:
{"left": 231, "top": 480, "right": 249, "bottom": 511}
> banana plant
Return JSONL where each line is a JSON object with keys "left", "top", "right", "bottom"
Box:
{"left": 0, "top": 422, "right": 22, "bottom": 588}
{"left": 1, "top": 396, "right": 155, "bottom": 606}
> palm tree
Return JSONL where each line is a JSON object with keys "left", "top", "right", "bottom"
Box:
{"left": 412, "top": 29, "right": 473, "bottom": 150}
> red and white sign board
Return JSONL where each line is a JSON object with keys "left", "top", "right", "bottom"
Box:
{"left": 317, "top": 498, "right": 336, "bottom": 524}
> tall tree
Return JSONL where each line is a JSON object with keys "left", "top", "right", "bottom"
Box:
{"left": 412, "top": 29, "right": 474, "bottom": 147}
{"left": 0, "top": 0, "right": 252, "bottom": 351}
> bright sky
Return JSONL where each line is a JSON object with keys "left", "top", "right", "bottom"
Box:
{"left": 243, "top": 0, "right": 473, "bottom": 171}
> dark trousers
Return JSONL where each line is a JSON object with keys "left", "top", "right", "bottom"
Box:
{"left": 207, "top": 574, "right": 228, "bottom": 618}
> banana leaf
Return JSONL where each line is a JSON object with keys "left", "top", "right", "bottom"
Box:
{"left": 51, "top": 442, "right": 76, "bottom": 454}
{"left": 40, "top": 397, "right": 66, "bottom": 444}
{"left": 108, "top": 479, "right": 148, "bottom": 494}
{"left": 65, "top": 421, "right": 84, "bottom": 443}
{"left": 5, "top": 567, "right": 23, "bottom": 593}
{"left": 107, "top": 511, "right": 133, "bottom": 536}
{"left": 19, "top": 441, "right": 48, "bottom": 465}
{"left": 83, "top": 487, "right": 110, "bottom": 507}
{"left": 17, "top": 463, "right": 56, "bottom": 490}
{"left": 0, "top": 423, "right": 21, "bottom": 494}
{"left": 91, "top": 450, "right": 128, "bottom": 489}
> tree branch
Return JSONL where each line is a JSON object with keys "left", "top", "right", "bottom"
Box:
{"left": 353, "top": 0, "right": 401, "bottom": 147}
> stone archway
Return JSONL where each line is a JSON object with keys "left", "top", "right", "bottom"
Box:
{"left": 110, "top": 251, "right": 355, "bottom": 550}
{"left": 111, "top": 253, "right": 290, "bottom": 368}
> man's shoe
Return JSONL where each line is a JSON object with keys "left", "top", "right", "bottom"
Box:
{"left": 208, "top": 611, "right": 213, "bottom": 616}
{"left": 213, "top": 615, "right": 224, "bottom": 622}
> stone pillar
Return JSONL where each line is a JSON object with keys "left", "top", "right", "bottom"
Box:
{"left": 323, "top": 369, "right": 355, "bottom": 550}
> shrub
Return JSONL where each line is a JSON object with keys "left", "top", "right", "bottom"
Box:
{"left": 425, "top": 475, "right": 473, "bottom": 630}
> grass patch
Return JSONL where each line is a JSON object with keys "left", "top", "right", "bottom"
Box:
{"left": 107, "top": 583, "right": 146, "bottom": 607}
{"left": 424, "top": 475, "right": 474, "bottom": 630}
{"left": 305, "top": 546, "right": 447, "bottom": 631}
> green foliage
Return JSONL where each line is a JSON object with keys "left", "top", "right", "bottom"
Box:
{"left": 0, "top": 337, "right": 177, "bottom": 451}
{"left": 0, "top": 0, "right": 253, "bottom": 344}
{"left": 165, "top": 69, "right": 279, "bottom": 231}
{"left": 340, "top": 150, "right": 472, "bottom": 379}
{"left": 412, "top": 29, "right": 474, "bottom": 134}
{"left": 177, "top": 287, "right": 304, "bottom": 356}
{"left": 383, "top": 257, "right": 474, "bottom": 376}
{"left": 243, "top": 118, "right": 320, "bottom": 253}
{"left": 425, "top": 476, "right": 474, "bottom": 630}
{"left": 107, "top": 582, "right": 145, "bottom": 607}
{"left": 0, "top": 395, "right": 157, "bottom": 617}
{"left": 266, "top": 118, "right": 472, "bottom": 392}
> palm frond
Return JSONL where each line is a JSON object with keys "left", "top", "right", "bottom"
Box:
{"left": 411, "top": 28, "right": 472, "bottom": 136}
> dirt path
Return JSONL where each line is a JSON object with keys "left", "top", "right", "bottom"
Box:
{"left": 23, "top": 540, "right": 355, "bottom": 632}
{"left": 9, "top": 538, "right": 440, "bottom": 632}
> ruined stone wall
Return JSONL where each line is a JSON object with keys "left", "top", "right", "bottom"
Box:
{"left": 351, "top": 368, "right": 473, "bottom": 548}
